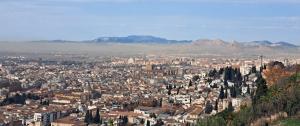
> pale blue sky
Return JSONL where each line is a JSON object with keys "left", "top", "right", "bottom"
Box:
{"left": 1, "top": 0, "right": 300, "bottom": 44}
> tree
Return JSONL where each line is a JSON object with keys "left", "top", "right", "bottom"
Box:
{"left": 14, "top": 93, "right": 25, "bottom": 104}
{"left": 188, "top": 80, "right": 192, "bottom": 87}
{"left": 94, "top": 108, "right": 101, "bottom": 123}
{"left": 198, "top": 71, "right": 300, "bottom": 126}
{"left": 263, "top": 64, "right": 291, "bottom": 86}
{"left": 41, "top": 100, "right": 49, "bottom": 106}
{"left": 108, "top": 119, "right": 114, "bottom": 126}
{"left": 219, "top": 68, "right": 224, "bottom": 75}
{"left": 123, "top": 116, "right": 128, "bottom": 124}
{"left": 208, "top": 69, "right": 217, "bottom": 78}
{"left": 88, "top": 110, "right": 93, "bottom": 123}
{"left": 224, "top": 67, "right": 234, "bottom": 81}
{"left": 219, "top": 86, "right": 225, "bottom": 99}
{"left": 224, "top": 80, "right": 228, "bottom": 88}
{"left": 230, "top": 87, "right": 236, "bottom": 98}
{"left": 192, "top": 75, "right": 200, "bottom": 82}
{"left": 247, "top": 85, "right": 251, "bottom": 94}
{"left": 167, "top": 84, "right": 172, "bottom": 95}
{"left": 251, "top": 66, "right": 257, "bottom": 74}
{"left": 167, "top": 89, "right": 171, "bottom": 95}
{"left": 236, "top": 71, "right": 243, "bottom": 83}
{"left": 205, "top": 101, "right": 213, "bottom": 114}
{"left": 147, "top": 120, "right": 151, "bottom": 126}
{"left": 84, "top": 110, "right": 90, "bottom": 123}
{"left": 159, "top": 98, "right": 163, "bottom": 107}
{"left": 254, "top": 74, "right": 268, "bottom": 102}
{"left": 225, "top": 88, "right": 228, "bottom": 98}
{"left": 140, "top": 119, "right": 145, "bottom": 124}
{"left": 150, "top": 113, "right": 157, "bottom": 118}
{"left": 154, "top": 119, "right": 164, "bottom": 126}
{"left": 214, "top": 100, "right": 219, "bottom": 111}
{"left": 228, "top": 101, "right": 234, "bottom": 112}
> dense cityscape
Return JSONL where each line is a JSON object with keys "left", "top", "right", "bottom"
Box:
{"left": 0, "top": 55, "right": 299, "bottom": 126}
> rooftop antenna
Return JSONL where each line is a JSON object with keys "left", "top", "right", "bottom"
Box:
{"left": 259, "top": 55, "right": 263, "bottom": 67}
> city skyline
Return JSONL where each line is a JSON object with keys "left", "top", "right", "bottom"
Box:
{"left": 1, "top": 0, "right": 300, "bottom": 44}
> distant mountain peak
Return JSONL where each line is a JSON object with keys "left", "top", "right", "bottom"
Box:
{"left": 246, "top": 40, "right": 298, "bottom": 48}
{"left": 92, "top": 35, "right": 191, "bottom": 44}
{"left": 253, "top": 40, "right": 272, "bottom": 43}
{"left": 192, "top": 39, "right": 228, "bottom": 46}
{"left": 274, "top": 41, "right": 297, "bottom": 47}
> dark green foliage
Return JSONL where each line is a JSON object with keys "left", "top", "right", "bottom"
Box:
{"left": 224, "top": 67, "right": 234, "bottom": 81}
{"left": 219, "top": 86, "right": 225, "bottom": 99}
{"left": 91, "top": 91, "right": 101, "bottom": 99}
{"left": 235, "top": 85, "right": 242, "bottom": 96}
{"left": 219, "top": 68, "right": 224, "bottom": 75}
{"left": 13, "top": 93, "right": 25, "bottom": 104}
{"left": 150, "top": 113, "right": 157, "bottom": 118}
{"left": 253, "top": 74, "right": 268, "bottom": 106}
{"left": 214, "top": 100, "right": 218, "bottom": 111}
{"left": 140, "top": 119, "right": 145, "bottom": 124}
{"left": 192, "top": 75, "right": 200, "bottom": 82}
{"left": 154, "top": 119, "right": 164, "bottom": 126}
{"left": 251, "top": 66, "right": 257, "bottom": 74}
{"left": 227, "top": 101, "right": 234, "bottom": 112}
{"left": 225, "top": 88, "right": 228, "bottom": 98}
{"left": 205, "top": 101, "right": 213, "bottom": 114}
{"left": 197, "top": 115, "right": 226, "bottom": 126}
{"left": 208, "top": 68, "right": 218, "bottom": 78}
{"left": 88, "top": 111, "right": 93, "bottom": 123}
{"left": 224, "top": 80, "right": 228, "bottom": 87}
{"left": 230, "top": 86, "right": 237, "bottom": 98}
{"left": 84, "top": 110, "right": 90, "bottom": 123}
{"left": 167, "top": 90, "right": 171, "bottom": 95}
{"left": 94, "top": 108, "right": 101, "bottom": 124}
{"left": 119, "top": 116, "right": 128, "bottom": 125}
{"left": 199, "top": 72, "right": 300, "bottom": 126}
{"left": 247, "top": 85, "right": 251, "bottom": 94}
{"left": 159, "top": 98, "right": 163, "bottom": 107}
{"left": 189, "top": 80, "right": 192, "bottom": 87}
{"left": 0, "top": 93, "right": 41, "bottom": 106}
{"left": 223, "top": 67, "right": 243, "bottom": 86}
{"left": 84, "top": 110, "right": 98, "bottom": 124}
{"left": 147, "top": 120, "right": 151, "bottom": 126}
{"left": 232, "top": 107, "right": 253, "bottom": 126}
{"left": 185, "top": 122, "right": 191, "bottom": 126}
{"left": 40, "top": 100, "right": 49, "bottom": 106}
{"left": 167, "top": 84, "right": 173, "bottom": 95}
{"left": 253, "top": 73, "right": 300, "bottom": 116}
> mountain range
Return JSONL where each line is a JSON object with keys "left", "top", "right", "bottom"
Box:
{"left": 192, "top": 39, "right": 299, "bottom": 49}
{"left": 40, "top": 35, "right": 298, "bottom": 48}
{"left": 1, "top": 35, "right": 299, "bottom": 57}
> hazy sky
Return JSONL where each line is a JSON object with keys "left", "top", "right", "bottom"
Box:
{"left": 1, "top": 0, "right": 300, "bottom": 44}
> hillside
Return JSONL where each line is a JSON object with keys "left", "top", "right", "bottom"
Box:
{"left": 197, "top": 64, "right": 300, "bottom": 126}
